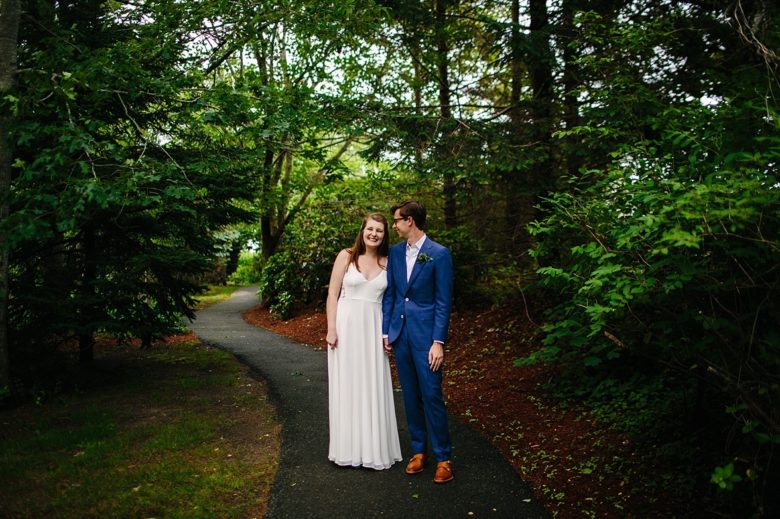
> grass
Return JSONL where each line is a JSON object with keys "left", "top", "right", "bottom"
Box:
{"left": 0, "top": 338, "right": 281, "bottom": 518}
{"left": 194, "top": 285, "right": 243, "bottom": 309}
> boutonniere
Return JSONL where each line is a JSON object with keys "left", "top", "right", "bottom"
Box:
{"left": 417, "top": 252, "right": 433, "bottom": 264}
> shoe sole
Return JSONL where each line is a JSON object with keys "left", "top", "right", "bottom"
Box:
{"left": 405, "top": 467, "right": 424, "bottom": 474}
{"left": 433, "top": 475, "right": 454, "bottom": 483}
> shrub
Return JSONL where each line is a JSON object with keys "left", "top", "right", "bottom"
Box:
{"left": 257, "top": 169, "right": 414, "bottom": 318}
{"left": 525, "top": 119, "right": 780, "bottom": 513}
{"left": 228, "top": 251, "right": 263, "bottom": 285}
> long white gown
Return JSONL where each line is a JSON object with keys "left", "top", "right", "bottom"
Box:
{"left": 328, "top": 264, "right": 402, "bottom": 470}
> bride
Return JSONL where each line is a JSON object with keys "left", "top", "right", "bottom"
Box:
{"left": 325, "top": 213, "right": 402, "bottom": 470}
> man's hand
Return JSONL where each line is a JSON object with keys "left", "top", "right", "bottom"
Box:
{"left": 383, "top": 337, "right": 392, "bottom": 354}
{"left": 428, "top": 341, "right": 444, "bottom": 372}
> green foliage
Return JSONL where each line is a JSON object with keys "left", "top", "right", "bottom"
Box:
{"left": 258, "top": 168, "right": 415, "bottom": 318}
{"left": 258, "top": 251, "right": 304, "bottom": 320}
{"left": 256, "top": 165, "right": 533, "bottom": 318}
{"left": 530, "top": 100, "right": 780, "bottom": 516}
{"left": 711, "top": 463, "right": 743, "bottom": 491}
{"left": 523, "top": 5, "right": 780, "bottom": 514}
{"left": 228, "top": 251, "right": 263, "bottom": 285}
{"left": 433, "top": 225, "right": 528, "bottom": 308}
{"left": 6, "top": 1, "right": 254, "bottom": 376}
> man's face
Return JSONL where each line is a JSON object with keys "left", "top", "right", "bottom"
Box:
{"left": 392, "top": 210, "right": 412, "bottom": 240}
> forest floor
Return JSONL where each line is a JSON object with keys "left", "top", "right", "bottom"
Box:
{"left": 244, "top": 304, "right": 680, "bottom": 518}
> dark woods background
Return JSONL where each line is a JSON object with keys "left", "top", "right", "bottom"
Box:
{"left": 1, "top": 0, "right": 778, "bottom": 515}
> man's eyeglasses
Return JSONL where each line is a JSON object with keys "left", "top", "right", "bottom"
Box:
{"left": 393, "top": 216, "right": 409, "bottom": 223}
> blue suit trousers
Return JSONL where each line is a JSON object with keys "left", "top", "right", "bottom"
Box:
{"left": 394, "top": 324, "right": 452, "bottom": 461}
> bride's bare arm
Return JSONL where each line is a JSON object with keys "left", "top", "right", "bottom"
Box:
{"left": 326, "top": 249, "right": 350, "bottom": 348}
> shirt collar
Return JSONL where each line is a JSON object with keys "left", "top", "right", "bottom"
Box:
{"left": 407, "top": 234, "right": 426, "bottom": 251}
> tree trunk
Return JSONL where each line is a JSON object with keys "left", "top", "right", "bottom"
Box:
{"left": 529, "top": 0, "right": 554, "bottom": 130}
{"left": 0, "top": 0, "right": 21, "bottom": 392}
{"left": 505, "top": 0, "right": 527, "bottom": 254}
{"left": 504, "top": 0, "right": 536, "bottom": 262}
{"left": 561, "top": 0, "right": 583, "bottom": 178}
{"left": 505, "top": 0, "right": 555, "bottom": 264}
{"left": 260, "top": 214, "right": 280, "bottom": 262}
{"left": 411, "top": 38, "right": 424, "bottom": 165}
{"left": 436, "top": 0, "right": 457, "bottom": 229}
{"left": 78, "top": 226, "right": 97, "bottom": 363}
{"left": 256, "top": 37, "right": 280, "bottom": 264}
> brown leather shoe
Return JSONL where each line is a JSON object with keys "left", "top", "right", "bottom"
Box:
{"left": 433, "top": 460, "right": 454, "bottom": 484}
{"left": 405, "top": 453, "right": 427, "bottom": 474}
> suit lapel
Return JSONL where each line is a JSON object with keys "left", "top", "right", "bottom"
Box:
{"left": 395, "top": 243, "right": 408, "bottom": 292}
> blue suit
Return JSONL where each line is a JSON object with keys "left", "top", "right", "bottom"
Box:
{"left": 382, "top": 236, "right": 453, "bottom": 461}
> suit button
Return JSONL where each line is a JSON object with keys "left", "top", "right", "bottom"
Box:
{"left": 404, "top": 297, "right": 409, "bottom": 302}
{"left": 401, "top": 314, "right": 404, "bottom": 319}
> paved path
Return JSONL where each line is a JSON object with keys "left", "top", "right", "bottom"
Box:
{"left": 188, "top": 286, "right": 548, "bottom": 518}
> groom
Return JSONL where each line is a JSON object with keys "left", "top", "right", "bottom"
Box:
{"left": 382, "top": 200, "right": 454, "bottom": 484}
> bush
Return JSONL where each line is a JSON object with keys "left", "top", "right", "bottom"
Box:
{"left": 433, "top": 225, "right": 529, "bottom": 309}
{"left": 257, "top": 198, "right": 358, "bottom": 319}
{"left": 258, "top": 251, "right": 306, "bottom": 320}
{"left": 228, "top": 251, "right": 263, "bottom": 285}
{"left": 257, "top": 169, "right": 415, "bottom": 319}
{"left": 526, "top": 117, "right": 780, "bottom": 513}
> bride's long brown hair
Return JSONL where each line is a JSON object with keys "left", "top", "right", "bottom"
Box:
{"left": 349, "top": 213, "right": 390, "bottom": 272}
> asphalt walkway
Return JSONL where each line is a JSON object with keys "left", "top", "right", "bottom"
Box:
{"left": 188, "top": 286, "right": 548, "bottom": 518}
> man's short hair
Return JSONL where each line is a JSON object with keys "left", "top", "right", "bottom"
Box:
{"left": 391, "top": 200, "right": 427, "bottom": 230}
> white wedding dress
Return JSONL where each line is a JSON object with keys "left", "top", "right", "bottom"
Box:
{"left": 328, "top": 264, "right": 402, "bottom": 469}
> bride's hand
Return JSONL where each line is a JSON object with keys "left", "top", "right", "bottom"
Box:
{"left": 326, "top": 331, "right": 338, "bottom": 349}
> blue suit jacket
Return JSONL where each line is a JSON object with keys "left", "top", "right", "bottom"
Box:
{"left": 382, "top": 237, "right": 453, "bottom": 348}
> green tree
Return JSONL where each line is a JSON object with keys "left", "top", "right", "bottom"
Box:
{"left": 7, "top": 0, "right": 254, "bottom": 372}
{"left": 191, "top": 0, "right": 389, "bottom": 263}
{"left": 259, "top": 167, "right": 417, "bottom": 318}
{"left": 525, "top": 2, "right": 780, "bottom": 513}
{"left": 0, "top": 0, "right": 21, "bottom": 393}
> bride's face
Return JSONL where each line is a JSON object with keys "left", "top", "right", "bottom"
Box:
{"left": 363, "top": 218, "right": 385, "bottom": 249}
